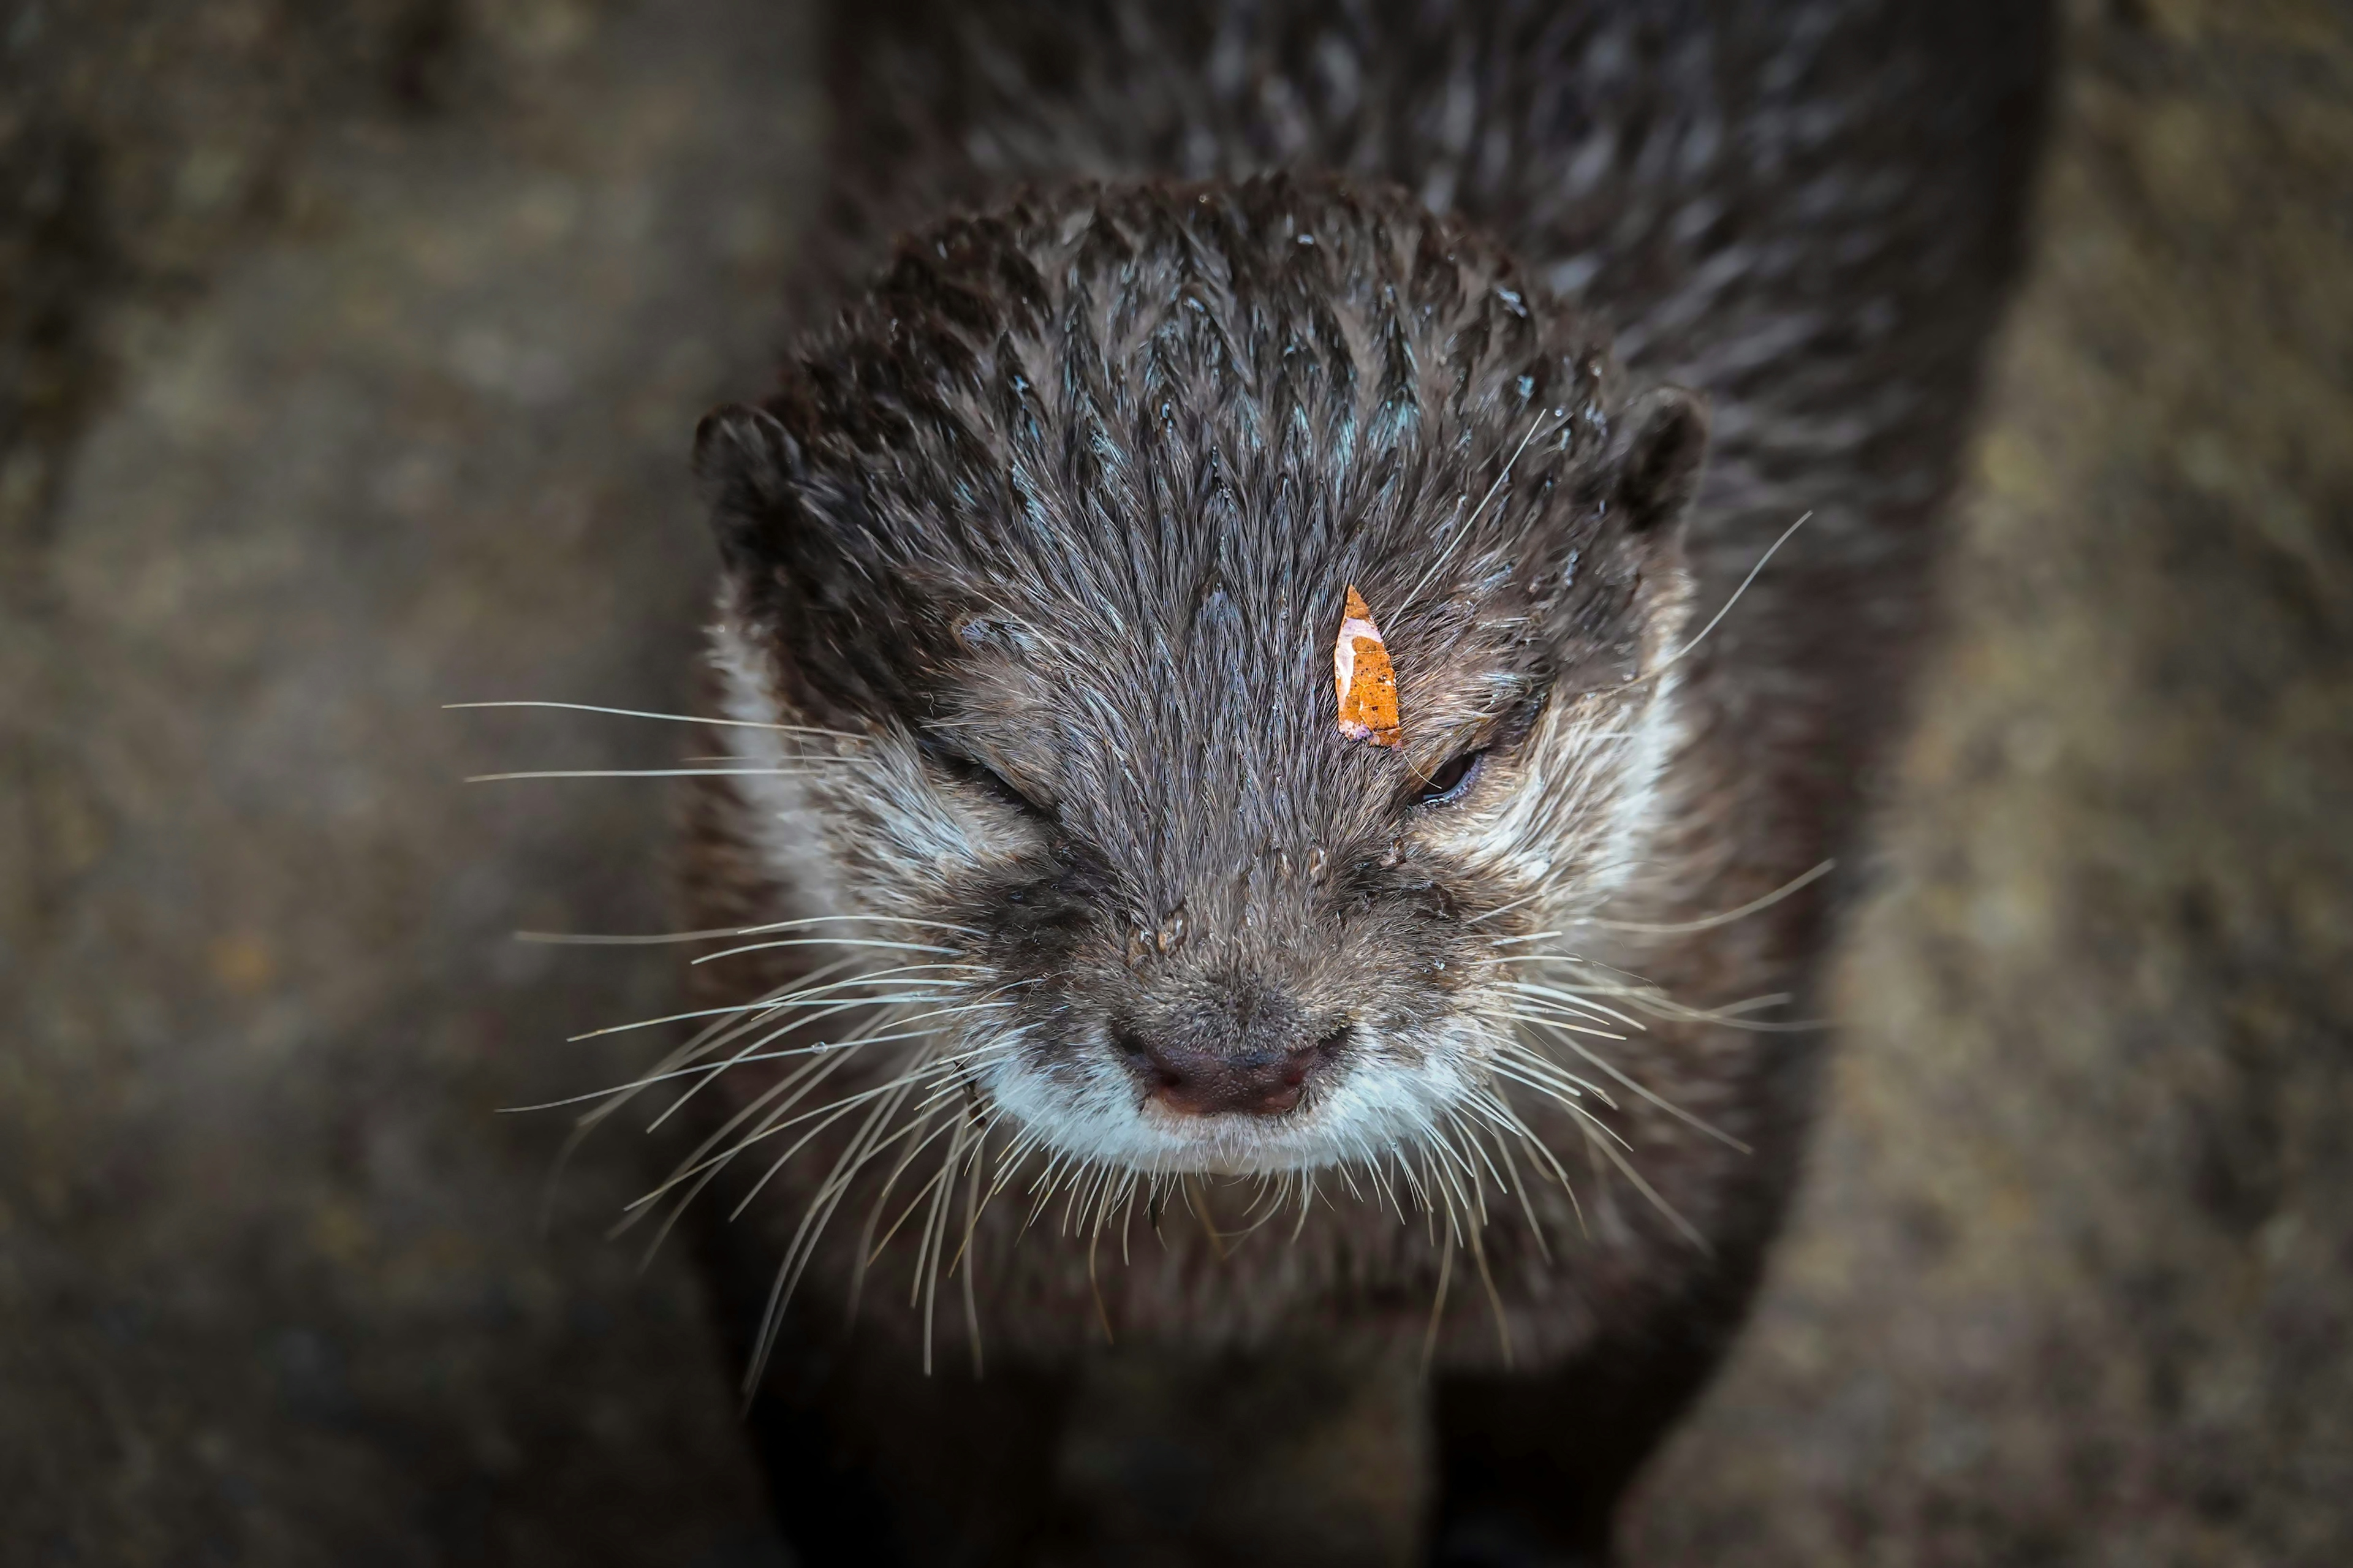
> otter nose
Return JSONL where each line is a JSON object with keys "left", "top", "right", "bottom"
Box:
{"left": 1121, "top": 1024, "right": 1351, "bottom": 1117}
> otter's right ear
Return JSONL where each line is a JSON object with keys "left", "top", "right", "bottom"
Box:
{"left": 693, "top": 403, "right": 802, "bottom": 559}
{"left": 1606, "top": 385, "right": 1711, "bottom": 541}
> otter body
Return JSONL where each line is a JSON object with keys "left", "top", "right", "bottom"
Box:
{"left": 669, "top": 3, "right": 2049, "bottom": 1561}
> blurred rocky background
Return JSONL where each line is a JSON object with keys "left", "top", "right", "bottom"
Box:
{"left": 2, "top": 0, "right": 2346, "bottom": 1564}
{"left": 2, "top": 1, "right": 808, "bottom": 1561}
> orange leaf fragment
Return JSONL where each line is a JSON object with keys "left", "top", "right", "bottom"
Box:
{"left": 1333, "top": 584, "right": 1402, "bottom": 748}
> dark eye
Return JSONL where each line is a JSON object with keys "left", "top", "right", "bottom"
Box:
{"left": 1415, "top": 749, "right": 1486, "bottom": 808}
{"left": 928, "top": 745, "right": 1052, "bottom": 821}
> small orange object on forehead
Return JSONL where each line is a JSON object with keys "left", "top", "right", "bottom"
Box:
{"left": 1333, "top": 585, "right": 1403, "bottom": 748}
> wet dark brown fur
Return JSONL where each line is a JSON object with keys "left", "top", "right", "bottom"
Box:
{"left": 667, "top": 3, "right": 2052, "bottom": 1562}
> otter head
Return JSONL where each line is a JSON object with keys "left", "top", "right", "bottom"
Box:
{"left": 694, "top": 175, "right": 1706, "bottom": 1184}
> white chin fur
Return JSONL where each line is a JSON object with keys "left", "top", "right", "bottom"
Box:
{"left": 976, "top": 1021, "right": 1492, "bottom": 1178}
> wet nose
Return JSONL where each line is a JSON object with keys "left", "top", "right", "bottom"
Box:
{"left": 1120, "top": 1024, "right": 1351, "bottom": 1117}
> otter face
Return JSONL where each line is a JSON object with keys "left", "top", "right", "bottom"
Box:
{"left": 695, "top": 176, "right": 1707, "bottom": 1186}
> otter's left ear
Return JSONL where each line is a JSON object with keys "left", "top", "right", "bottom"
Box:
{"left": 1608, "top": 385, "right": 1711, "bottom": 539}
{"left": 694, "top": 403, "right": 800, "bottom": 516}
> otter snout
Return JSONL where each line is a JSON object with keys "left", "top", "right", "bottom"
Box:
{"left": 1120, "top": 1021, "right": 1352, "bottom": 1118}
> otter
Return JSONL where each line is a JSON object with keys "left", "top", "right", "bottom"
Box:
{"left": 622, "top": 2, "right": 2048, "bottom": 1562}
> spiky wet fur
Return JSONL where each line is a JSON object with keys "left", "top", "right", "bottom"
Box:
{"left": 626, "top": 1, "right": 2050, "bottom": 1559}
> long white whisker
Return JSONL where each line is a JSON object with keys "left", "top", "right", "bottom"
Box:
{"left": 1523, "top": 1021, "right": 1752, "bottom": 1153}
{"left": 502, "top": 1025, "right": 977, "bottom": 1113}
{"left": 1586, "top": 858, "right": 1835, "bottom": 935}
{"left": 645, "top": 993, "right": 984, "bottom": 1131}
{"left": 1489, "top": 1010, "right": 1629, "bottom": 1040}
{"left": 565, "top": 964, "right": 983, "bottom": 1040}
{"left": 1400, "top": 409, "right": 1558, "bottom": 607}
{"left": 1495, "top": 980, "right": 1650, "bottom": 1030}
{"left": 444, "top": 699, "right": 861, "bottom": 738}
{"left": 692, "top": 935, "right": 961, "bottom": 965}
{"left": 466, "top": 765, "right": 863, "bottom": 782}
{"left": 1624, "top": 509, "right": 1812, "bottom": 686}
{"left": 515, "top": 912, "right": 982, "bottom": 947}
{"left": 1583, "top": 1123, "right": 1709, "bottom": 1250}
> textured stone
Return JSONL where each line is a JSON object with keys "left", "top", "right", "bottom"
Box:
{"left": 1, "top": 2, "right": 814, "bottom": 1562}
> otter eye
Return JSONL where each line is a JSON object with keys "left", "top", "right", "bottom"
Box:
{"left": 928, "top": 745, "right": 1051, "bottom": 821}
{"left": 1415, "top": 749, "right": 1486, "bottom": 808}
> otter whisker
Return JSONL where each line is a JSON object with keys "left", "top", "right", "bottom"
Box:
{"left": 724, "top": 1051, "right": 992, "bottom": 1218}
{"left": 847, "top": 1099, "right": 998, "bottom": 1328}
{"left": 1483, "top": 1062, "right": 1636, "bottom": 1164}
{"left": 1520, "top": 1020, "right": 1752, "bottom": 1154}
{"left": 545, "top": 960, "right": 814, "bottom": 1116}
{"left": 515, "top": 912, "right": 974, "bottom": 947}
{"left": 727, "top": 914, "right": 987, "bottom": 939}
{"left": 1118, "top": 1174, "right": 1145, "bottom": 1267}
{"left": 1498, "top": 966, "right": 1787, "bottom": 1034}
{"left": 1404, "top": 1116, "right": 1482, "bottom": 1244}
{"left": 1584, "top": 858, "right": 1835, "bottom": 936}
{"left": 987, "top": 1126, "right": 1047, "bottom": 1199}
{"left": 1488, "top": 1009, "right": 1629, "bottom": 1040}
{"left": 635, "top": 1001, "right": 970, "bottom": 1213}
{"left": 635, "top": 990, "right": 871, "bottom": 1161}
{"left": 1461, "top": 887, "right": 1551, "bottom": 926}
{"left": 615, "top": 1044, "right": 859, "bottom": 1263}
{"left": 759, "top": 1074, "right": 991, "bottom": 1371}
{"left": 1218, "top": 1175, "right": 1297, "bottom": 1242}
{"left": 539, "top": 959, "right": 889, "bottom": 1227}
{"left": 1450, "top": 1108, "right": 1517, "bottom": 1210}
{"left": 505, "top": 1006, "right": 1010, "bottom": 1114}
{"left": 627, "top": 1045, "right": 874, "bottom": 1219}
{"left": 1087, "top": 1167, "right": 1137, "bottom": 1246}
{"left": 443, "top": 699, "right": 862, "bottom": 739}
{"left": 691, "top": 936, "right": 964, "bottom": 964}
{"left": 1466, "top": 1090, "right": 1583, "bottom": 1241}
{"left": 1484, "top": 930, "right": 1567, "bottom": 948}
{"left": 1390, "top": 1149, "right": 1434, "bottom": 1223}
{"left": 848, "top": 1110, "right": 952, "bottom": 1308}
{"left": 651, "top": 1070, "right": 895, "bottom": 1270}
{"left": 631, "top": 981, "right": 913, "bottom": 1115}
{"left": 466, "top": 764, "right": 866, "bottom": 782}
{"left": 638, "top": 987, "right": 965, "bottom": 1127}
{"left": 1466, "top": 1214, "right": 1514, "bottom": 1367}
{"left": 520, "top": 924, "right": 781, "bottom": 947}
{"left": 1496, "top": 979, "right": 1649, "bottom": 1029}
{"left": 1624, "top": 510, "right": 1814, "bottom": 689}
{"left": 1021, "top": 1149, "right": 1080, "bottom": 1233}
{"left": 1399, "top": 408, "right": 1561, "bottom": 609}
{"left": 946, "top": 1108, "right": 1017, "bottom": 1279}
{"left": 1368, "top": 1159, "right": 1412, "bottom": 1225}
{"left": 1287, "top": 1172, "right": 1321, "bottom": 1243}
{"left": 960, "top": 1140, "right": 987, "bottom": 1376}
{"left": 1581, "top": 1123, "right": 1709, "bottom": 1252}
{"left": 649, "top": 996, "right": 998, "bottom": 1134}
{"left": 1063, "top": 1157, "right": 1124, "bottom": 1240}
{"left": 743, "top": 1098, "right": 945, "bottom": 1397}
{"left": 917, "top": 1114, "right": 977, "bottom": 1374}
{"left": 1486, "top": 1043, "right": 1616, "bottom": 1110}
{"left": 561, "top": 965, "right": 963, "bottom": 1042}
{"left": 729, "top": 1037, "right": 936, "bottom": 1278}
{"left": 864, "top": 1112, "right": 974, "bottom": 1265}
{"left": 792, "top": 1096, "right": 928, "bottom": 1329}
{"left": 1615, "top": 991, "right": 1813, "bottom": 1032}
{"left": 1421, "top": 1229, "right": 1456, "bottom": 1369}
{"left": 870, "top": 1097, "right": 1007, "bottom": 1328}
